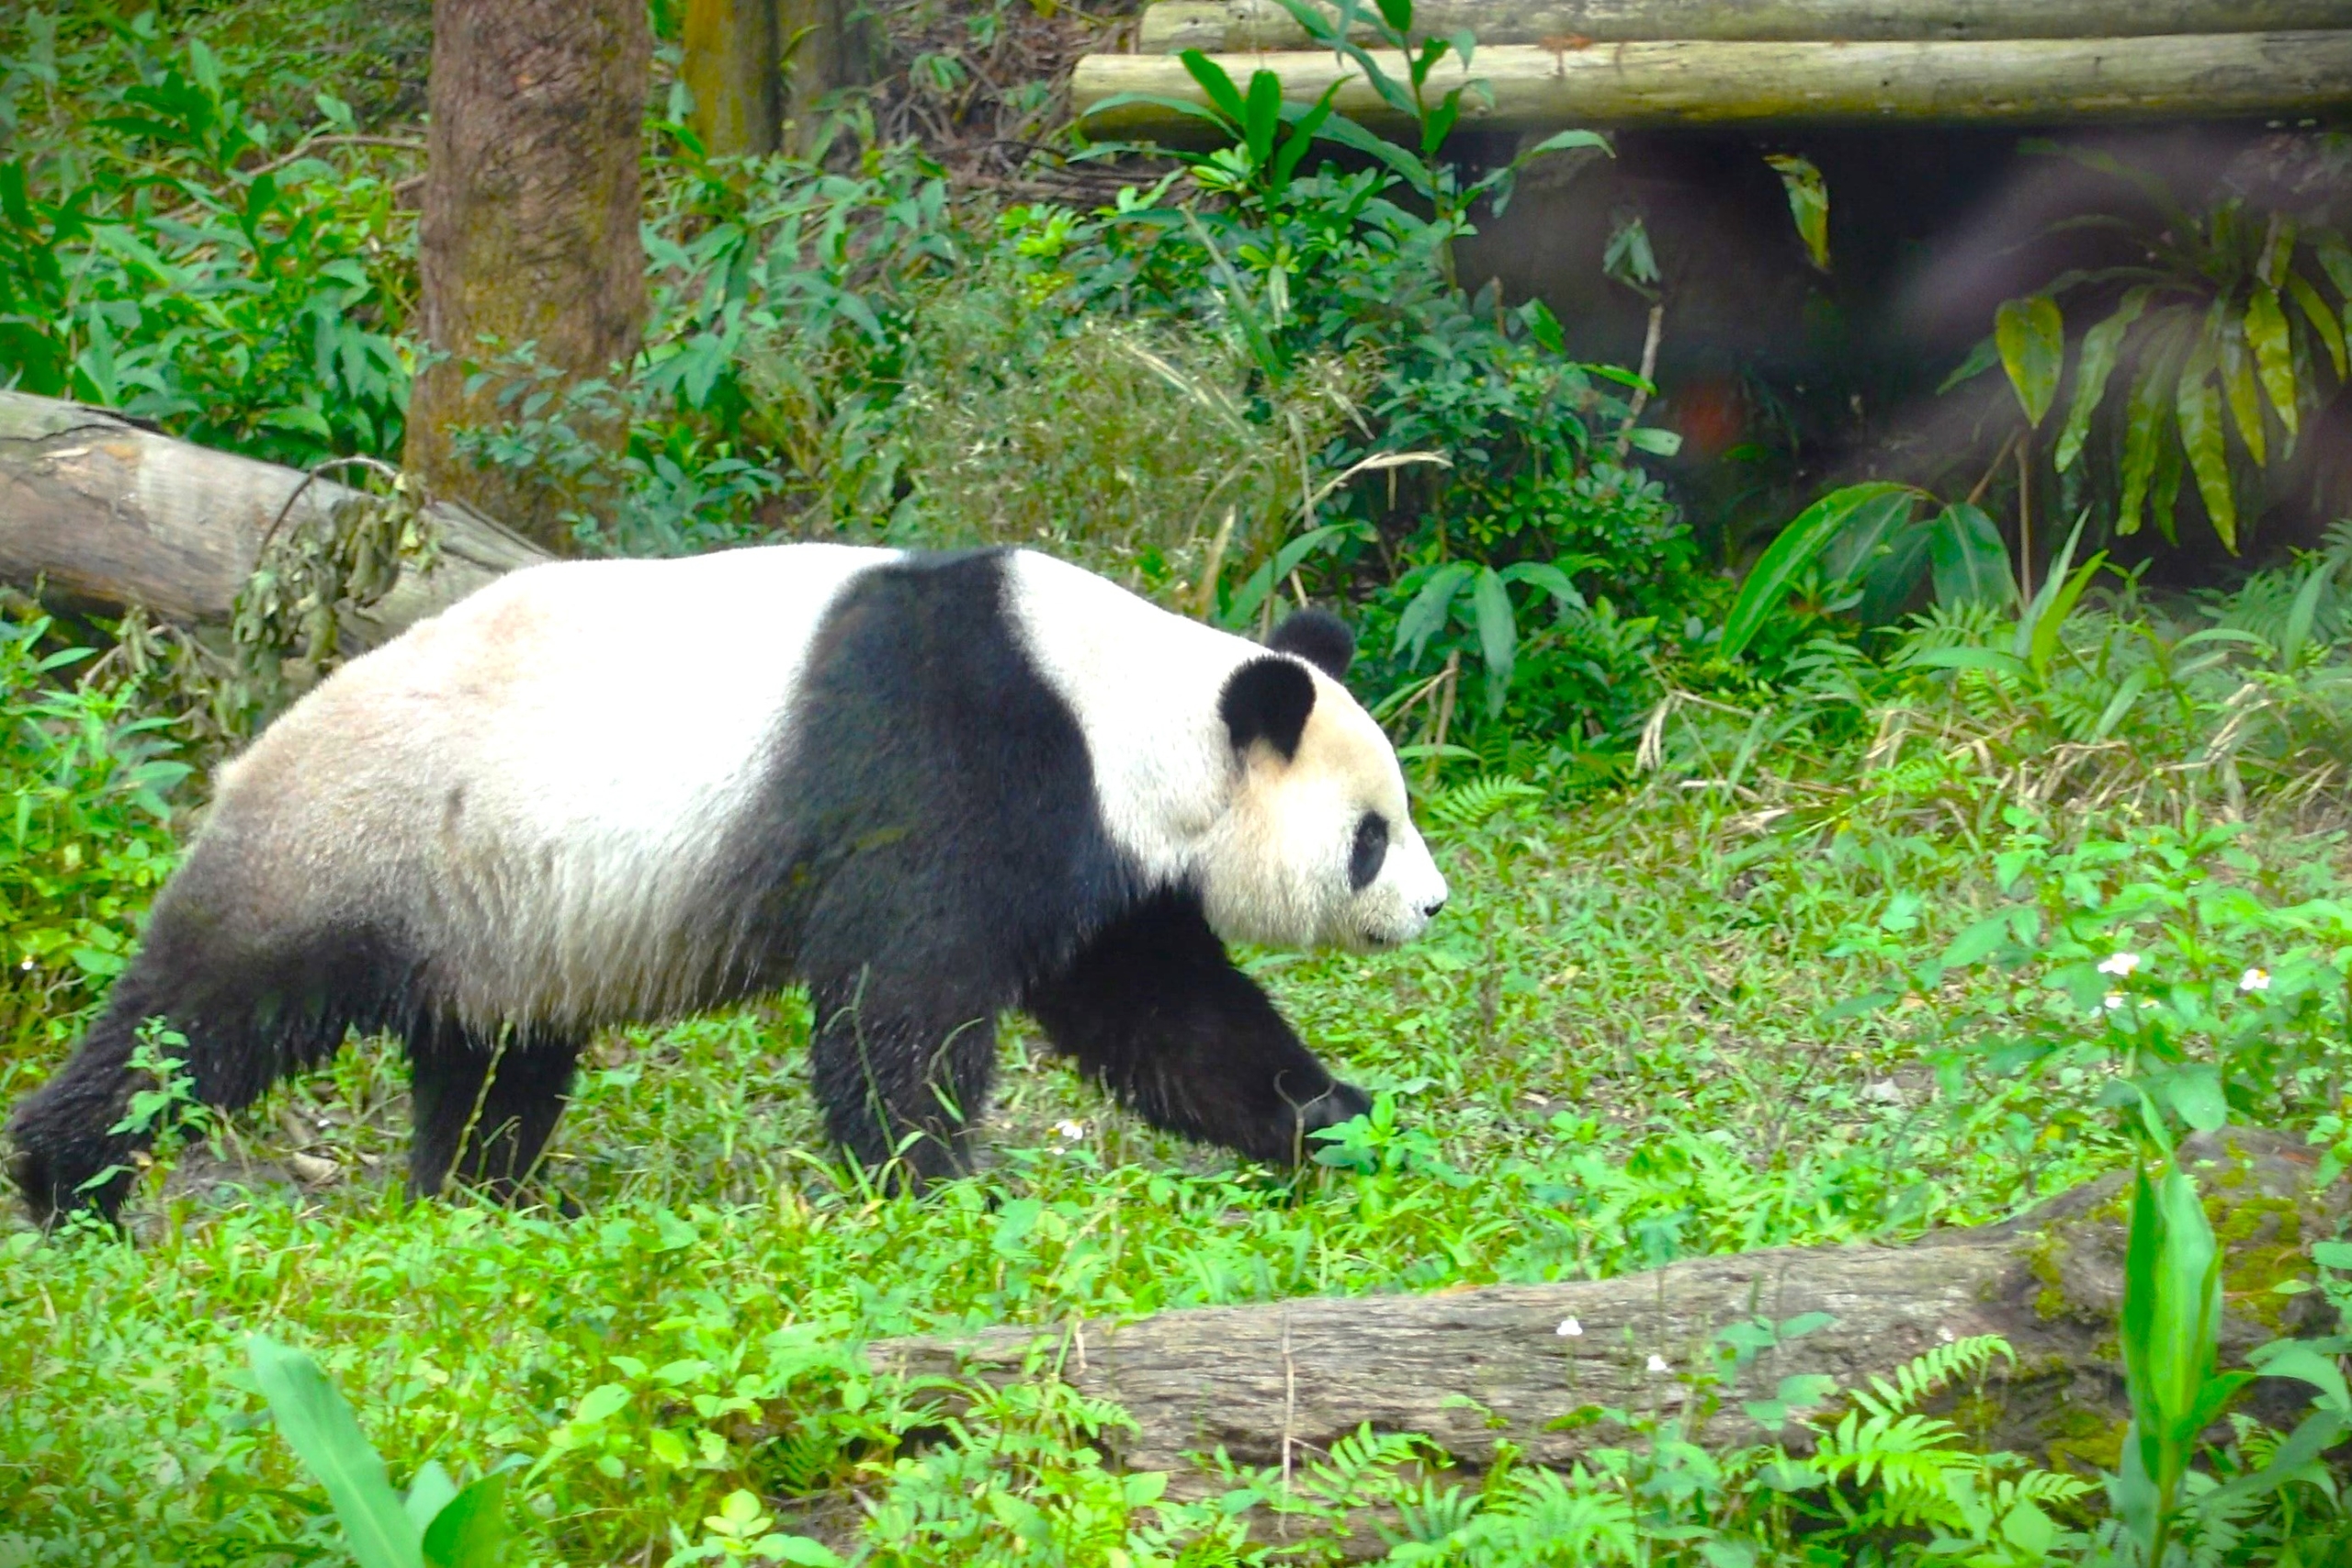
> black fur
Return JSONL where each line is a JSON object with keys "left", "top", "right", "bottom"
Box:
{"left": 8, "top": 549, "right": 1372, "bottom": 1223}
{"left": 1023, "top": 888, "right": 1369, "bottom": 1161}
{"left": 1267, "top": 608, "right": 1355, "bottom": 680}
{"left": 1219, "top": 656, "right": 1317, "bottom": 761}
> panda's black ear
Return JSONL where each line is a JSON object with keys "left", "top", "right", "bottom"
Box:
{"left": 1221, "top": 656, "right": 1317, "bottom": 761}
{"left": 1267, "top": 608, "right": 1355, "bottom": 679}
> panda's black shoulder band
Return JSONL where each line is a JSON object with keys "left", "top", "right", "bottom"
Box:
{"left": 1220, "top": 656, "right": 1317, "bottom": 761}
{"left": 1266, "top": 608, "right": 1354, "bottom": 680}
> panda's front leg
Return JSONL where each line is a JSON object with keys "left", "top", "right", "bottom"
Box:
{"left": 1024, "top": 890, "right": 1370, "bottom": 1165}
{"left": 806, "top": 969, "right": 998, "bottom": 1190}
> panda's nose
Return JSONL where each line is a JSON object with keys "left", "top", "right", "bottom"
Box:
{"left": 1421, "top": 894, "right": 1448, "bottom": 919}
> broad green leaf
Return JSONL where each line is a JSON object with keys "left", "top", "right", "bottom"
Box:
{"left": 2092, "top": 666, "right": 2154, "bottom": 740}
{"left": 1625, "top": 425, "right": 1681, "bottom": 456}
{"left": 2177, "top": 368, "right": 2235, "bottom": 552}
{"left": 1821, "top": 486, "right": 1918, "bottom": 587}
{"left": 1995, "top": 294, "right": 2064, "bottom": 426}
{"left": 2028, "top": 549, "right": 2104, "bottom": 682}
{"left": 2161, "top": 1066, "right": 2227, "bottom": 1134}
{"left": 2248, "top": 1343, "right": 2352, "bottom": 1411}
{"left": 421, "top": 1474, "right": 508, "bottom": 1568}
{"left": 1904, "top": 645, "right": 2028, "bottom": 679}
{"left": 2289, "top": 270, "right": 2347, "bottom": 380}
{"left": 1938, "top": 912, "right": 2015, "bottom": 970}
{"left": 2015, "top": 508, "right": 2089, "bottom": 669}
{"left": 1177, "top": 51, "right": 1246, "bottom": 127}
{"left": 2245, "top": 284, "right": 2299, "bottom": 437}
{"left": 1496, "top": 558, "right": 1591, "bottom": 611}
{"left": 1241, "top": 69, "right": 1282, "bottom": 167}
{"left": 1938, "top": 333, "right": 1999, "bottom": 394}
{"left": 2217, "top": 308, "right": 2267, "bottom": 466}
{"left": 1513, "top": 128, "right": 1611, "bottom": 166}
{"left": 1764, "top": 153, "right": 1829, "bottom": 273}
{"left": 1394, "top": 561, "right": 1475, "bottom": 664}
{"left": 2055, "top": 288, "right": 2146, "bottom": 472}
{"left": 1472, "top": 565, "right": 1516, "bottom": 702}
{"left": 248, "top": 1336, "right": 424, "bottom": 1568}
{"left": 2316, "top": 233, "right": 2352, "bottom": 333}
{"left": 402, "top": 1462, "right": 458, "bottom": 1534}
{"left": 1374, "top": 0, "right": 1412, "bottom": 34}
{"left": 1720, "top": 482, "right": 1915, "bottom": 660}
{"left": 2198, "top": 1407, "right": 2352, "bottom": 1512}
{"left": 1927, "top": 502, "right": 2013, "bottom": 609}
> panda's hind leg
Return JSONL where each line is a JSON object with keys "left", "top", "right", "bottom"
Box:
{"left": 404, "top": 1021, "right": 580, "bottom": 1202}
{"left": 1024, "top": 890, "right": 1370, "bottom": 1166}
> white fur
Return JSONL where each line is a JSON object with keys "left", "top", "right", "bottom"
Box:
{"left": 209, "top": 544, "right": 896, "bottom": 1031}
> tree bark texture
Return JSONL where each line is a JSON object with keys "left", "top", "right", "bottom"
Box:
{"left": 405, "top": 0, "right": 651, "bottom": 555}
{"left": 0, "top": 391, "right": 548, "bottom": 643}
{"left": 1137, "top": 0, "right": 2352, "bottom": 54}
{"left": 870, "top": 1132, "right": 2342, "bottom": 1495}
{"left": 685, "top": 0, "right": 780, "bottom": 156}
{"left": 1080, "top": 30, "right": 2352, "bottom": 137}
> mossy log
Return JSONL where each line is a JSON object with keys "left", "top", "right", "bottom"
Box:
{"left": 1138, "top": 0, "right": 2352, "bottom": 54}
{"left": 1074, "top": 30, "right": 2352, "bottom": 136}
{"left": 869, "top": 1131, "right": 2343, "bottom": 1494}
{"left": 0, "top": 391, "right": 548, "bottom": 643}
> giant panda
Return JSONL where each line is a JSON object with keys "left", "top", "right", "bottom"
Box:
{"left": 9, "top": 544, "right": 1448, "bottom": 1223}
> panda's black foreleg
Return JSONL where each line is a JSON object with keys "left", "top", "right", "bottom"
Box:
{"left": 405, "top": 1021, "right": 580, "bottom": 1202}
{"left": 807, "top": 970, "right": 996, "bottom": 1190}
{"left": 1024, "top": 890, "right": 1371, "bottom": 1166}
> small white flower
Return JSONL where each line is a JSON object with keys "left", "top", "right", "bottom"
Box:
{"left": 2240, "top": 967, "right": 2272, "bottom": 994}
{"left": 1052, "top": 1119, "right": 1088, "bottom": 1141}
{"left": 2098, "top": 953, "right": 2143, "bottom": 978}
{"left": 16, "top": 956, "right": 29, "bottom": 971}
{"left": 1555, "top": 1316, "right": 1583, "bottom": 1337}
{"left": 1645, "top": 1353, "right": 1670, "bottom": 1373}
{"left": 2102, "top": 991, "right": 2127, "bottom": 1012}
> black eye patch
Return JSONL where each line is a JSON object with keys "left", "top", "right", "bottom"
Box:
{"left": 1349, "top": 812, "right": 1389, "bottom": 891}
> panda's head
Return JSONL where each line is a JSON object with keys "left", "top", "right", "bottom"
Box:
{"left": 1198, "top": 611, "right": 1449, "bottom": 953}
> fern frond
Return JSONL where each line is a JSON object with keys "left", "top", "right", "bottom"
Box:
{"left": 1428, "top": 773, "right": 1544, "bottom": 829}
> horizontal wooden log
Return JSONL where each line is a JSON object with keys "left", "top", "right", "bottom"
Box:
{"left": 0, "top": 391, "right": 549, "bottom": 645}
{"left": 870, "top": 1131, "right": 2339, "bottom": 1491}
{"left": 1076, "top": 30, "right": 2352, "bottom": 136}
{"left": 1139, "top": 0, "right": 2352, "bottom": 54}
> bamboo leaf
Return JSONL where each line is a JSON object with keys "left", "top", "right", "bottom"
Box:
{"left": 1242, "top": 69, "right": 1282, "bottom": 167}
{"left": 1720, "top": 482, "right": 1915, "bottom": 660}
{"left": 1995, "top": 294, "right": 2064, "bottom": 427}
{"left": 2245, "top": 284, "right": 2299, "bottom": 438}
{"left": 2055, "top": 288, "right": 2146, "bottom": 472}
{"left": 421, "top": 1474, "right": 509, "bottom": 1568}
{"left": 2177, "top": 368, "right": 2236, "bottom": 553}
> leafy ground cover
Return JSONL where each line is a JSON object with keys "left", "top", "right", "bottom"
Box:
{"left": 10, "top": 611, "right": 2352, "bottom": 1563}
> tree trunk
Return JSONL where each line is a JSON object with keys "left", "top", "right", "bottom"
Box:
{"left": 870, "top": 1131, "right": 2340, "bottom": 1501}
{"left": 685, "top": 0, "right": 780, "bottom": 156}
{"left": 404, "top": 0, "right": 651, "bottom": 555}
{"left": 0, "top": 391, "right": 548, "bottom": 642}
{"left": 779, "top": 0, "right": 874, "bottom": 152}
{"left": 1138, "top": 0, "right": 2352, "bottom": 54}
{"left": 1075, "top": 30, "right": 2352, "bottom": 137}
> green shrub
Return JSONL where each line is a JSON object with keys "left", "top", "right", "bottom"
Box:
{"left": 0, "top": 604, "right": 187, "bottom": 1063}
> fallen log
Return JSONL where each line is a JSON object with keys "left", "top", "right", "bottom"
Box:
{"left": 0, "top": 390, "right": 548, "bottom": 645}
{"left": 1074, "top": 30, "right": 2352, "bottom": 137}
{"left": 870, "top": 1131, "right": 2342, "bottom": 1490}
{"left": 1138, "top": 0, "right": 2352, "bottom": 54}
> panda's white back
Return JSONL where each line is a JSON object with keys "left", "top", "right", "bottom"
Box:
{"left": 208, "top": 543, "right": 899, "bottom": 1028}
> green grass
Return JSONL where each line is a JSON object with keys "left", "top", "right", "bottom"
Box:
{"left": 15, "top": 773, "right": 2313, "bottom": 1566}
